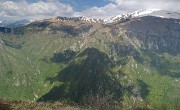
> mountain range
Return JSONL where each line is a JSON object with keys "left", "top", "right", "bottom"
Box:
{"left": 0, "top": 19, "right": 33, "bottom": 28}
{"left": 0, "top": 9, "right": 180, "bottom": 110}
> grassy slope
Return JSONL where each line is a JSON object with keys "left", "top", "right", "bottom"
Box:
{"left": 0, "top": 18, "right": 179, "bottom": 110}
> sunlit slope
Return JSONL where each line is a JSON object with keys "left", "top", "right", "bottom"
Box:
{"left": 0, "top": 16, "right": 180, "bottom": 109}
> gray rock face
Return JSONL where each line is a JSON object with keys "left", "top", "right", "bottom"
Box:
{"left": 122, "top": 16, "right": 180, "bottom": 55}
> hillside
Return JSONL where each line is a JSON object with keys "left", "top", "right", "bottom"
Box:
{"left": 0, "top": 11, "right": 180, "bottom": 110}
{"left": 0, "top": 98, "right": 84, "bottom": 110}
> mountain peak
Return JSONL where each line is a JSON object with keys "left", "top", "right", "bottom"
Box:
{"left": 104, "top": 9, "right": 161, "bottom": 23}
{"left": 54, "top": 16, "right": 101, "bottom": 23}
{"left": 131, "top": 9, "right": 161, "bottom": 17}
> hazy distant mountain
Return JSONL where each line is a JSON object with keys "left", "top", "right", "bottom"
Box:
{"left": 0, "top": 19, "right": 33, "bottom": 28}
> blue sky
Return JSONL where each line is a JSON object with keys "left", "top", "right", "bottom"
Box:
{"left": 27, "top": 0, "right": 110, "bottom": 9}
{"left": 59, "top": 0, "right": 111, "bottom": 11}
{"left": 0, "top": 0, "right": 180, "bottom": 20}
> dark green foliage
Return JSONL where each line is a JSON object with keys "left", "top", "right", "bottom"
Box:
{"left": 2, "top": 39, "right": 23, "bottom": 49}
{"left": 172, "top": 98, "right": 180, "bottom": 110}
{"left": 51, "top": 50, "right": 77, "bottom": 63}
{"left": 0, "top": 27, "right": 12, "bottom": 33}
{"left": 0, "top": 27, "right": 25, "bottom": 35}
{"left": 50, "top": 24, "right": 92, "bottom": 36}
{"left": 38, "top": 48, "right": 123, "bottom": 103}
{"left": 30, "top": 21, "right": 51, "bottom": 28}
{"left": 140, "top": 50, "right": 180, "bottom": 78}
{"left": 6, "top": 71, "right": 13, "bottom": 79}
{"left": 137, "top": 80, "right": 150, "bottom": 99}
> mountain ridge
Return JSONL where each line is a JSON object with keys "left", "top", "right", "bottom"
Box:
{"left": 1, "top": 9, "right": 180, "bottom": 28}
{"left": 0, "top": 9, "right": 180, "bottom": 110}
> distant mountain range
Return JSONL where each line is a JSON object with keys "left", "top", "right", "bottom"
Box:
{"left": 1, "top": 9, "right": 180, "bottom": 28}
{"left": 0, "top": 19, "right": 33, "bottom": 28}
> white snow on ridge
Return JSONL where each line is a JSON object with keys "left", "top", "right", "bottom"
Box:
{"left": 79, "top": 16, "right": 103, "bottom": 23}
{"left": 104, "top": 9, "right": 161, "bottom": 23}
{"left": 55, "top": 16, "right": 101, "bottom": 23}
{"left": 30, "top": 19, "right": 35, "bottom": 22}
{"left": 80, "top": 16, "right": 97, "bottom": 22}
{"left": 80, "top": 16, "right": 92, "bottom": 22}
{"left": 156, "top": 16, "right": 164, "bottom": 18}
{"left": 132, "top": 9, "right": 161, "bottom": 17}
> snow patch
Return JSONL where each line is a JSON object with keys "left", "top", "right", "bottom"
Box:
{"left": 158, "top": 16, "right": 164, "bottom": 18}
{"left": 104, "top": 9, "right": 161, "bottom": 23}
{"left": 80, "top": 16, "right": 100, "bottom": 23}
{"left": 132, "top": 9, "right": 161, "bottom": 17}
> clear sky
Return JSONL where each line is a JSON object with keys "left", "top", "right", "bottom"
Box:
{"left": 0, "top": 0, "right": 180, "bottom": 20}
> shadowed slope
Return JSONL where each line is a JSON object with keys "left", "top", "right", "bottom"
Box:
{"left": 37, "top": 48, "right": 123, "bottom": 103}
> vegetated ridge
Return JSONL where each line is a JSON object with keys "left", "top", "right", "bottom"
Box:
{"left": 0, "top": 9, "right": 180, "bottom": 110}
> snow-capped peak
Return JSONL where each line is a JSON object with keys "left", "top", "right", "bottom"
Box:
{"left": 104, "top": 9, "right": 161, "bottom": 23}
{"left": 132, "top": 9, "right": 161, "bottom": 17}
{"left": 79, "top": 16, "right": 95, "bottom": 22}
{"left": 30, "top": 19, "right": 35, "bottom": 22}
{"left": 56, "top": 16, "right": 100, "bottom": 23}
